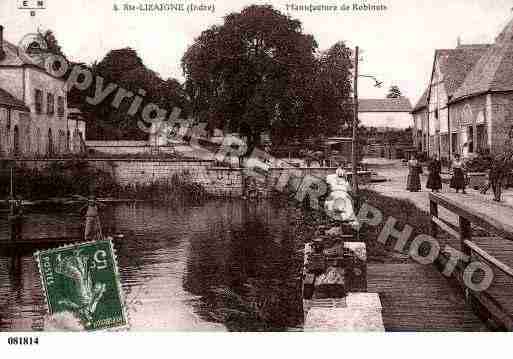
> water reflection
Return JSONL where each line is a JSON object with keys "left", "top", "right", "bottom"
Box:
{"left": 0, "top": 200, "right": 303, "bottom": 331}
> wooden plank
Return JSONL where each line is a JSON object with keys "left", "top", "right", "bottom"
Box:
{"left": 464, "top": 240, "right": 513, "bottom": 279}
{"left": 437, "top": 237, "right": 513, "bottom": 330}
{"left": 427, "top": 192, "right": 513, "bottom": 329}
{"left": 469, "top": 290, "right": 513, "bottom": 330}
{"left": 429, "top": 193, "right": 513, "bottom": 242}
{"left": 367, "top": 263, "right": 486, "bottom": 331}
{"left": 432, "top": 216, "right": 460, "bottom": 240}
{"left": 439, "top": 250, "right": 513, "bottom": 331}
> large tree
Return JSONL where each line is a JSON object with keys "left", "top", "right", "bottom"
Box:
{"left": 75, "top": 48, "right": 190, "bottom": 140}
{"left": 182, "top": 5, "right": 330, "bottom": 150}
{"left": 386, "top": 85, "right": 403, "bottom": 98}
{"left": 38, "top": 29, "right": 67, "bottom": 59}
{"left": 309, "top": 42, "right": 353, "bottom": 137}
{"left": 36, "top": 29, "right": 190, "bottom": 141}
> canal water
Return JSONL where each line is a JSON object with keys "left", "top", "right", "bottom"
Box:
{"left": 0, "top": 200, "right": 304, "bottom": 331}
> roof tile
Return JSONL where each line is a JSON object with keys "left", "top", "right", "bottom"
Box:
{"left": 0, "top": 87, "right": 29, "bottom": 111}
{"left": 452, "top": 17, "right": 513, "bottom": 101}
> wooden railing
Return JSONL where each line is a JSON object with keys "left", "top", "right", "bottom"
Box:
{"left": 429, "top": 192, "right": 513, "bottom": 330}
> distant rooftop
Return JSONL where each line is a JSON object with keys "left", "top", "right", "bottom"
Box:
{"left": 359, "top": 97, "right": 413, "bottom": 113}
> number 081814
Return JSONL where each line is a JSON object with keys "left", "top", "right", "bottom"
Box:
{"left": 7, "top": 337, "right": 39, "bottom": 345}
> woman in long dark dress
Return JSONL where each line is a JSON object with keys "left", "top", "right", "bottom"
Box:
{"left": 407, "top": 155, "right": 422, "bottom": 192}
{"left": 426, "top": 155, "right": 442, "bottom": 192}
{"left": 450, "top": 154, "right": 467, "bottom": 194}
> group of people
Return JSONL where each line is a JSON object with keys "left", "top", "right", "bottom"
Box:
{"left": 407, "top": 154, "right": 467, "bottom": 194}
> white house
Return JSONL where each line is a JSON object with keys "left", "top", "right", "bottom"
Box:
{"left": 0, "top": 25, "right": 85, "bottom": 157}
{"left": 358, "top": 97, "right": 413, "bottom": 130}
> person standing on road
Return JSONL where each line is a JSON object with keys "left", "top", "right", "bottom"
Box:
{"left": 450, "top": 154, "right": 467, "bottom": 194}
{"left": 406, "top": 154, "right": 422, "bottom": 192}
{"left": 481, "top": 149, "right": 513, "bottom": 202}
{"left": 426, "top": 154, "right": 442, "bottom": 193}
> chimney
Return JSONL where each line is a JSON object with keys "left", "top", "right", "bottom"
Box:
{"left": 457, "top": 36, "right": 462, "bottom": 47}
{"left": 0, "top": 25, "right": 5, "bottom": 60}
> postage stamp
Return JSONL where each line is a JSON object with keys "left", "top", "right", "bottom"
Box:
{"left": 34, "top": 239, "right": 129, "bottom": 331}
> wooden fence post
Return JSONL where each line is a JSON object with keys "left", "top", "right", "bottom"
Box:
{"left": 459, "top": 216, "right": 472, "bottom": 257}
{"left": 430, "top": 198, "right": 438, "bottom": 238}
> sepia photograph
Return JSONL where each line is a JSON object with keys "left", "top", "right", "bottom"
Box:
{"left": 1, "top": 0, "right": 513, "bottom": 356}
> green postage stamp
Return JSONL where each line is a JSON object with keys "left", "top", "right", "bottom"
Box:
{"left": 34, "top": 239, "right": 129, "bottom": 331}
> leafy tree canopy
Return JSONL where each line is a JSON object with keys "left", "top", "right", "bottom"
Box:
{"left": 182, "top": 5, "right": 353, "bottom": 150}
{"left": 386, "top": 85, "right": 403, "bottom": 98}
{"left": 38, "top": 29, "right": 66, "bottom": 59}
{"left": 73, "top": 48, "right": 189, "bottom": 140}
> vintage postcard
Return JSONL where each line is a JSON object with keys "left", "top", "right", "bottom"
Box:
{"left": 2, "top": 0, "right": 513, "bottom": 354}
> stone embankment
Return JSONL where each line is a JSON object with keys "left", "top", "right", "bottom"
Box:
{"left": 17, "top": 158, "right": 370, "bottom": 198}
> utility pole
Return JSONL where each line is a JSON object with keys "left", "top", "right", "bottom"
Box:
{"left": 9, "top": 165, "right": 14, "bottom": 215}
{"left": 352, "top": 46, "right": 359, "bottom": 194}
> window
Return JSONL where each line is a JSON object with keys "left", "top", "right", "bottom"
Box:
{"left": 35, "top": 89, "right": 43, "bottom": 114}
{"left": 57, "top": 96, "right": 65, "bottom": 117}
{"left": 47, "top": 93, "right": 54, "bottom": 116}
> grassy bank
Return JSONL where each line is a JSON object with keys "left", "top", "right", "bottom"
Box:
{"left": 358, "top": 189, "right": 431, "bottom": 262}
{"left": 0, "top": 160, "right": 210, "bottom": 203}
{"left": 292, "top": 188, "right": 432, "bottom": 264}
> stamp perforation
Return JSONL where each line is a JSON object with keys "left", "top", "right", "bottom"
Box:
{"left": 34, "top": 239, "right": 130, "bottom": 332}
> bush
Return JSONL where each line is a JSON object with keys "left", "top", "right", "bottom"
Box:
{"left": 120, "top": 170, "right": 209, "bottom": 202}
{"left": 0, "top": 160, "right": 118, "bottom": 199}
{"left": 464, "top": 153, "right": 493, "bottom": 172}
{"left": 0, "top": 161, "right": 210, "bottom": 203}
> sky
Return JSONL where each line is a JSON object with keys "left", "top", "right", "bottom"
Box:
{"left": 1, "top": 0, "right": 513, "bottom": 106}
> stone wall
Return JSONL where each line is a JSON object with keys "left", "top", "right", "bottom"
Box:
{"left": 17, "top": 159, "right": 370, "bottom": 199}
{"left": 86, "top": 141, "right": 181, "bottom": 156}
{"left": 86, "top": 141, "right": 151, "bottom": 155}
{"left": 18, "top": 159, "right": 244, "bottom": 197}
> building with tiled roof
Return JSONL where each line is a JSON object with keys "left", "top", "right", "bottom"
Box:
{"left": 0, "top": 25, "right": 85, "bottom": 157}
{"left": 414, "top": 17, "right": 513, "bottom": 159}
{"left": 358, "top": 97, "right": 413, "bottom": 130}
